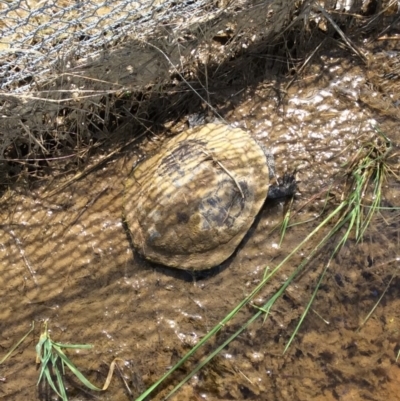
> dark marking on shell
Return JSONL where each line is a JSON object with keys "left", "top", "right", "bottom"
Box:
{"left": 177, "top": 211, "right": 190, "bottom": 224}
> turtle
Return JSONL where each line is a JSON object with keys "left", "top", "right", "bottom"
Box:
{"left": 123, "top": 123, "right": 296, "bottom": 271}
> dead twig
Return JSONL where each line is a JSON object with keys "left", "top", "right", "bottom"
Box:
{"left": 45, "top": 126, "right": 150, "bottom": 197}
{"left": 7, "top": 229, "right": 38, "bottom": 286}
{"left": 315, "top": 4, "right": 367, "bottom": 64}
{"left": 201, "top": 149, "right": 244, "bottom": 198}
{"left": 285, "top": 40, "right": 325, "bottom": 91}
{"left": 140, "top": 40, "right": 226, "bottom": 122}
{"left": 61, "top": 187, "right": 109, "bottom": 237}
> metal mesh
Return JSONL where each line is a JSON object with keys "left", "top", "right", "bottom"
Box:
{"left": 3, "top": 0, "right": 289, "bottom": 162}
{"left": 0, "top": 0, "right": 218, "bottom": 92}
{"left": 1, "top": 0, "right": 396, "bottom": 163}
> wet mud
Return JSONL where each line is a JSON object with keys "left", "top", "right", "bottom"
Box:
{"left": 0, "top": 44, "right": 399, "bottom": 401}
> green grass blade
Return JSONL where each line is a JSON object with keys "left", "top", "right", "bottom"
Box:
{"left": 161, "top": 209, "right": 347, "bottom": 400}
{"left": 53, "top": 344, "right": 103, "bottom": 391}
{"left": 0, "top": 321, "right": 34, "bottom": 365}
{"left": 284, "top": 265, "right": 328, "bottom": 354}
{"left": 37, "top": 338, "right": 54, "bottom": 385}
{"left": 36, "top": 321, "right": 107, "bottom": 399}
{"left": 54, "top": 359, "right": 69, "bottom": 401}
{"left": 42, "top": 357, "right": 63, "bottom": 399}
{"left": 279, "top": 197, "right": 294, "bottom": 246}
{"left": 357, "top": 274, "right": 395, "bottom": 332}
{"left": 136, "top": 202, "right": 349, "bottom": 401}
{"left": 53, "top": 342, "right": 93, "bottom": 350}
{"left": 164, "top": 306, "right": 266, "bottom": 400}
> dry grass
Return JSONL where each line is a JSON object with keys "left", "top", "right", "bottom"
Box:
{"left": 0, "top": 0, "right": 398, "bottom": 190}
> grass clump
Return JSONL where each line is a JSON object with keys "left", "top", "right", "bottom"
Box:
{"left": 285, "top": 127, "right": 397, "bottom": 349}
{"left": 36, "top": 321, "right": 120, "bottom": 401}
{"left": 336, "top": 127, "right": 395, "bottom": 244}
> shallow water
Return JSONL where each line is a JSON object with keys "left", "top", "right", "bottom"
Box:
{"left": 0, "top": 46, "right": 399, "bottom": 401}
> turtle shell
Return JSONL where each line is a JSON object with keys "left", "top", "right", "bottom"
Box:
{"left": 124, "top": 123, "right": 270, "bottom": 271}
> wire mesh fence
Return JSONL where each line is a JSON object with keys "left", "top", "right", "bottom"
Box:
{"left": 0, "top": 0, "right": 222, "bottom": 92}
{"left": 1, "top": 0, "right": 247, "bottom": 163}
{"left": 0, "top": 0, "right": 296, "bottom": 163}
{"left": 0, "top": 0, "right": 398, "bottom": 171}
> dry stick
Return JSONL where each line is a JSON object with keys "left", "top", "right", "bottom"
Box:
{"left": 285, "top": 40, "right": 325, "bottom": 91}
{"left": 357, "top": 273, "right": 396, "bottom": 332}
{"left": 269, "top": 4, "right": 311, "bottom": 42}
{"left": 61, "top": 187, "right": 109, "bottom": 238}
{"left": 315, "top": 4, "right": 367, "bottom": 64}
{"left": 7, "top": 229, "right": 38, "bottom": 286}
{"left": 378, "top": 36, "right": 400, "bottom": 40}
{"left": 46, "top": 128, "right": 150, "bottom": 197}
{"left": 201, "top": 149, "right": 244, "bottom": 198}
{"left": 0, "top": 154, "right": 76, "bottom": 163}
{"left": 194, "top": 24, "right": 213, "bottom": 106}
{"left": 366, "top": 0, "right": 400, "bottom": 40}
{"left": 1, "top": 48, "right": 43, "bottom": 55}
{"left": 141, "top": 40, "right": 226, "bottom": 122}
{"left": 61, "top": 72, "right": 125, "bottom": 87}
{"left": 114, "top": 361, "right": 133, "bottom": 398}
{"left": 377, "top": 15, "right": 400, "bottom": 40}
{"left": 205, "top": 58, "right": 210, "bottom": 107}
{"left": 0, "top": 91, "right": 120, "bottom": 103}
{"left": 122, "top": 106, "right": 159, "bottom": 140}
{"left": 20, "top": 120, "right": 49, "bottom": 155}
{"left": 215, "top": 160, "right": 244, "bottom": 198}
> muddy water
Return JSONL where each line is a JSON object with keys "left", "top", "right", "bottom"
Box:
{"left": 0, "top": 47, "right": 399, "bottom": 401}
